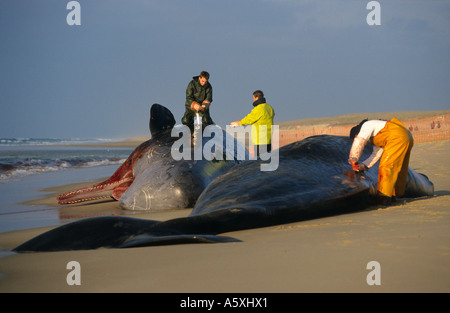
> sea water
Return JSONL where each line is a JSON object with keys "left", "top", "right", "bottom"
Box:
{"left": 0, "top": 138, "right": 133, "bottom": 233}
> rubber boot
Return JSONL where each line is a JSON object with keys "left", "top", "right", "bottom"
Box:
{"left": 377, "top": 192, "right": 392, "bottom": 206}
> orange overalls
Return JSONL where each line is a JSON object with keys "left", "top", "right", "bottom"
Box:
{"left": 371, "top": 118, "right": 414, "bottom": 198}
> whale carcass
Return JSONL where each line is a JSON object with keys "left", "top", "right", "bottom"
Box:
{"left": 14, "top": 135, "right": 434, "bottom": 252}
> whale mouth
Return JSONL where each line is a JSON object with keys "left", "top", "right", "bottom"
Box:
{"left": 55, "top": 139, "right": 152, "bottom": 205}
{"left": 56, "top": 178, "right": 134, "bottom": 204}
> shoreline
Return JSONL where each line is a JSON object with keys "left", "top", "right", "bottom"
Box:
{"left": 54, "top": 136, "right": 150, "bottom": 148}
{"left": 0, "top": 139, "right": 449, "bottom": 292}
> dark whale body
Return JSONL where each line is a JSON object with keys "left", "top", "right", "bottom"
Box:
{"left": 14, "top": 135, "right": 434, "bottom": 252}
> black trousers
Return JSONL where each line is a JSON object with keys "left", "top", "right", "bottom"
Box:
{"left": 254, "top": 144, "right": 272, "bottom": 159}
{"left": 181, "top": 110, "right": 214, "bottom": 126}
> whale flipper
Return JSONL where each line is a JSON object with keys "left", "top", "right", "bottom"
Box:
{"left": 12, "top": 215, "right": 240, "bottom": 252}
{"left": 119, "top": 234, "right": 241, "bottom": 248}
{"left": 149, "top": 103, "right": 176, "bottom": 138}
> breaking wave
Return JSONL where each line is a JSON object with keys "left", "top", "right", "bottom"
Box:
{"left": 0, "top": 138, "right": 131, "bottom": 182}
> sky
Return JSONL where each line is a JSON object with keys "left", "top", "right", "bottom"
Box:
{"left": 1, "top": 0, "right": 449, "bottom": 140}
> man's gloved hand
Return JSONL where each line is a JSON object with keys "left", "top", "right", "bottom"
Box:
{"left": 201, "top": 100, "right": 210, "bottom": 111}
{"left": 350, "top": 161, "right": 360, "bottom": 172}
{"left": 191, "top": 102, "right": 201, "bottom": 111}
{"left": 349, "top": 160, "right": 368, "bottom": 172}
{"left": 349, "top": 158, "right": 368, "bottom": 172}
{"left": 359, "top": 163, "right": 368, "bottom": 172}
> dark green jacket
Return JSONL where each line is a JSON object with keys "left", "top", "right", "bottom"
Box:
{"left": 182, "top": 76, "right": 214, "bottom": 125}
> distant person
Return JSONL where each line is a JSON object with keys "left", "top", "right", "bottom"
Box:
{"left": 348, "top": 118, "right": 414, "bottom": 206}
{"left": 230, "top": 90, "right": 275, "bottom": 158}
{"left": 182, "top": 71, "right": 214, "bottom": 126}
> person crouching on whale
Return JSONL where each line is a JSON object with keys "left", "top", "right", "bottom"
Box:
{"left": 348, "top": 118, "right": 414, "bottom": 206}
{"left": 230, "top": 90, "right": 275, "bottom": 159}
{"left": 182, "top": 71, "right": 214, "bottom": 126}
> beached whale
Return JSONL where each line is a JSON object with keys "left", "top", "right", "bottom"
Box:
{"left": 56, "top": 103, "right": 248, "bottom": 211}
{"left": 14, "top": 135, "right": 434, "bottom": 252}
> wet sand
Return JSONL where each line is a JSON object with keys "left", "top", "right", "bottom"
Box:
{"left": 0, "top": 140, "right": 449, "bottom": 293}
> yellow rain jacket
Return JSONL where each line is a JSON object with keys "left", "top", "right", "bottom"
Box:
{"left": 239, "top": 102, "right": 275, "bottom": 145}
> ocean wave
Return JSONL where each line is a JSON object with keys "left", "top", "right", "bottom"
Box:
{"left": 0, "top": 143, "right": 131, "bottom": 182}
{"left": 0, "top": 157, "right": 127, "bottom": 181}
{"left": 0, "top": 137, "right": 114, "bottom": 146}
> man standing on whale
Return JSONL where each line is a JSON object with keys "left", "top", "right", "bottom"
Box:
{"left": 231, "top": 90, "right": 275, "bottom": 159}
{"left": 182, "top": 71, "right": 214, "bottom": 126}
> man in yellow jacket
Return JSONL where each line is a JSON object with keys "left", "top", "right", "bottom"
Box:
{"left": 231, "top": 90, "right": 275, "bottom": 158}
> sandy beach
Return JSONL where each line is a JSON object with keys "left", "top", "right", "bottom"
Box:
{"left": 0, "top": 136, "right": 449, "bottom": 293}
